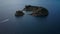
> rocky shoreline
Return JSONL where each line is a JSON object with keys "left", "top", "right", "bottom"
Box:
{"left": 15, "top": 5, "right": 48, "bottom": 17}
{"left": 23, "top": 5, "right": 48, "bottom": 16}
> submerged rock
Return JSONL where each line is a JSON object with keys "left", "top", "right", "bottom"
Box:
{"left": 15, "top": 10, "right": 24, "bottom": 16}
{"left": 23, "top": 5, "right": 48, "bottom": 16}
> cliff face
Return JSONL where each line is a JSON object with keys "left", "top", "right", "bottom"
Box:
{"left": 23, "top": 5, "right": 48, "bottom": 16}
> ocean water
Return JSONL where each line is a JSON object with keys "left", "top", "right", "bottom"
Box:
{"left": 0, "top": 0, "right": 60, "bottom": 34}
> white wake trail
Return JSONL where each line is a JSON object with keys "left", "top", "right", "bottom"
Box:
{"left": 1, "top": 19, "right": 9, "bottom": 23}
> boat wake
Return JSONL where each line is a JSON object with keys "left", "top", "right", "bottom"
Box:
{"left": 1, "top": 18, "right": 9, "bottom": 23}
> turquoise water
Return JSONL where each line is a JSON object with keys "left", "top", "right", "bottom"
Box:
{"left": 0, "top": 0, "right": 60, "bottom": 34}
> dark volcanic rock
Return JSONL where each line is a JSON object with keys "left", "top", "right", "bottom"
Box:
{"left": 23, "top": 5, "right": 48, "bottom": 16}
{"left": 15, "top": 10, "right": 24, "bottom": 16}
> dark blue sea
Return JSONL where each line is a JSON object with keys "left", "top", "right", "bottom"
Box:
{"left": 0, "top": 0, "right": 60, "bottom": 34}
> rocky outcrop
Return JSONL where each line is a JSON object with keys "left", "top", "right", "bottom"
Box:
{"left": 23, "top": 5, "right": 38, "bottom": 11}
{"left": 15, "top": 10, "right": 24, "bottom": 16}
{"left": 23, "top": 5, "right": 48, "bottom": 16}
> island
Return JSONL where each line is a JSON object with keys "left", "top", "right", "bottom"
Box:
{"left": 15, "top": 10, "right": 24, "bottom": 16}
{"left": 23, "top": 5, "right": 48, "bottom": 16}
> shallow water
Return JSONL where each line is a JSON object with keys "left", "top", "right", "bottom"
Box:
{"left": 0, "top": 0, "right": 60, "bottom": 34}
